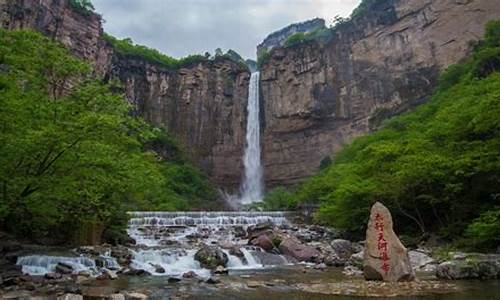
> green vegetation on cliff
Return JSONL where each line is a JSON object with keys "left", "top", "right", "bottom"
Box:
{"left": 282, "top": 21, "right": 500, "bottom": 250}
{"left": 103, "top": 33, "right": 207, "bottom": 69}
{"left": 68, "top": 0, "right": 95, "bottom": 17}
{"left": 103, "top": 34, "right": 248, "bottom": 70}
{"left": 0, "top": 29, "right": 215, "bottom": 243}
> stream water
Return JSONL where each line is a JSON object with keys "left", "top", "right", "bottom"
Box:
{"left": 14, "top": 211, "right": 500, "bottom": 299}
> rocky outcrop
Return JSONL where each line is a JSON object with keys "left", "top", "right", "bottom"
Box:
{"left": 0, "top": 0, "right": 250, "bottom": 188}
{"left": 109, "top": 56, "right": 249, "bottom": 186}
{"left": 0, "top": 0, "right": 112, "bottom": 75}
{"left": 260, "top": 0, "right": 500, "bottom": 186}
{"left": 257, "top": 18, "right": 326, "bottom": 56}
{"left": 363, "top": 202, "right": 414, "bottom": 282}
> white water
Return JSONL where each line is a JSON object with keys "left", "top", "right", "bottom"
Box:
{"left": 16, "top": 255, "right": 97, "bottom": 276}
{"left": 240, "top": 72, "right": 264, "bottom": 205}
{"left": 126, "top": 211, "right": 291, "bottom": 277}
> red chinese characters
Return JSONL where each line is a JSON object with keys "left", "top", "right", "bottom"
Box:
{"left": 375, "top": 213, "right": 390, "bottom": 275}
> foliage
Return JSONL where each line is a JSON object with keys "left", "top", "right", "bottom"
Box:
{"left": 68, "top": 0, "right": 95, "bottom": 17}
{"left": 464, "top": 206, "right": 500, "bottom": 250}
{"left": 283, "top": 27, "right": 333, "bottom": 48}
{"left": 103, "top": 34, "right": 248, "bottom": 71}
{"left": 293, "top": 21, "right": 500, "bottom": 249}
{"left": 260, "top": 187, "right": 297, "bottom": 211}
{"left": 257, "top": 49, "right": 271, "bottom": 69}
{"left": 0, "top": 29, "right": 215, "bottom": 243}
{"left": 102, "top": 33, "right": 207, "bottom": 69}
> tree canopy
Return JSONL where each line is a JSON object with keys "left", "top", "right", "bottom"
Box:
{"left": 0, "top": 29, "right": 216, "bottom": 243}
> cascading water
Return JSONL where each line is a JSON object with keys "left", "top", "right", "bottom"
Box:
{"left": 240, "top": 71, "right": 264, "bottom": 205}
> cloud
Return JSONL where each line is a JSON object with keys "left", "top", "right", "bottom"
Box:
{"left": 93, "top": 0, "right": 361, "bottom": 59}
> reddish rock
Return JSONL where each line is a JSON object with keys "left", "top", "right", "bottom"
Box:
{"left": 250, "top": 235, "right": 276, "bottom": 251}
{"left": 279, "top": 237, "right": 320, "bottom": 262}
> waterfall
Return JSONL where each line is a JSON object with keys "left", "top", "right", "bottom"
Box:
{"left": 240, "top": 71, "right": 264, "bottom": 205}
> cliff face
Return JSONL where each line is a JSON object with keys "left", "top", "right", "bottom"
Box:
{"left": 260, "top": 0, "right": 500, "bottom": 186}
{"left": 109, "top": 56, "right": 249, "bottom": 187}
{"left": 257, "top": 18, "right": 326, "bottom": 56}
{"left": 2, "top": 0, "right": 500, "bottom": 189}
{"left": 0, "top": 0, "right": 250, "bottom": 188}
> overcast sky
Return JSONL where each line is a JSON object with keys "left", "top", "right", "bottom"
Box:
{"left": 92, "top": 0, "right": 361, "bottom": 59}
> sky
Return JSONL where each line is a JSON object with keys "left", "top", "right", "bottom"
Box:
{"left": 92, "top": 0, "right": 361, "bottom": 60}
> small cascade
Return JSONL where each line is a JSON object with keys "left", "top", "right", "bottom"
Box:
{"left": 130, "top": 249, "right": 210, "bottom": 278}
{"left": 125, "top": 210, "right": 295, "bottom": 277}
{"left": 128, "top": 211, "right": 292, "bottom": 227}
{"left": 16, "top": 255, "right": 97, "bottom": 276}
{"left": 240, "top": 247, "right": 262, "bottom": 268}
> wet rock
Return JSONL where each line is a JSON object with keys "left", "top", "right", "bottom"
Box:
{"left": 182, "top": 271, "right": 197, "bottom": 278}
{"left": 45, "top": 272, "right": 62, "bottom": 280}
{"left": 150, "top": 264, "right": 165, "bottom": 274}
{"left": 252, "top": 251, "right": 288, "bottom": 266}
{"left": 436, "top": 261, "right": 477, "bottom": 279}
{"left": 247, "top": 281, "right": 263, "bottom": 288}
{"left": 343, "top": 265, "right": 363, "bottom": 277}
{"left": 109, "top": 294, "right": 126, "bottom": 300}
{"left": 205, "top": 277, "right": 221, "bottom": 284}
{"left": 0, "top": 264, "right": 23, "bottom": 286}
{"left": 278, "top": 237, "right": 320, "bottom": 262}
{"left": 168, "top": 277, "right": 182, "bottom": 283}
{"left": 55, "top": 262, "right": 74, "bottom": 274}
{"left": 233, "top": 226, "right": 246, "bottom": 238}
{"left": 122, "top": 268, "right": 151, "bottom": 276}
{"left": 98, "top": 268, "right": 118, "bottom": 280}
{"left": 250, "top": 234, "right": 276, "bottom": 251}
{"left": 82, "top": 286, "right": 119, "bottom": 298}
{"left": 2, "top": 290, "right": 32, "bottom": 299}
{"left": 125, "top": 292, "right": 148, "bottom": 300}
{"left": 330, "top": 239, "right": 354, "bottom": 260}
{"left": 228, "top": 246, "right": 245, "bottom": 259}
{"left": 246, "top": 222, "right": 273, "bottom": 239}
{"left": 194, "top": 245, "right": 228, "bottom": 269}
{"left": 111, "top": 247, "right": 133, "bottom": 266}
{"left": 408, "top": 250, "right": 435, "bottom": 271}
{"left": 214, "top": 266, "right": 228, "bottom": 275}
{"left": 314, "top": 263, "right": 327, "bottom": 270}
{"left": 57, "top": 294, "right": 83, "bottom": 300}
{"left": 363, "top": 202, "right": 414, "bottom": 282}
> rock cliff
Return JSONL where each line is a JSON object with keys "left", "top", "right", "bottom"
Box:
{"left": 260, "top": 0, "right": 500, "bottom": 186}
{"left": 2, "top": 0, "right": 500, "bottom": 189}
{"left": 0, "top": 0, "right": 250, "bottom": 188}
{"left": 257, "top": 18, "right": 326, "bottom": 56}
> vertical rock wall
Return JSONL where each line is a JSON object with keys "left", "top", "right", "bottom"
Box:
{"left": 260, "top": 0, "right": 500, "bottom": 186}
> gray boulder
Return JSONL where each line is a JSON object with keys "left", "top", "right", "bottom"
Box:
{"left": 194, "top": 245, "right": 228, "bottom": 269}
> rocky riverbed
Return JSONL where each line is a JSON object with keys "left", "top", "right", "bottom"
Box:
{"left": 1, "top": 212, "right": 500, "bottom": 299}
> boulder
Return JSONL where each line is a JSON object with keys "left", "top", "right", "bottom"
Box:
{"left": 98, "top": 268, "right": 118, "bottom": 280}
{"left": 408, "top": 250, "right": 435, "bottom": 271}
{"left": 246, "top": 222, "right": 273, "bottom": 239}
{"left": 436, "top": 261, "right": 478, "bottom": 279}
{"left": 214, "top": 265, "right": 228, "bottom": 274}
{"left": 125, "top": 292, "right": 148, "bottom": 300}
{"left": 45, "top": 272, "right": 63, "bottom": 280}
{"left": 278, "top": 237, "right": 320, "bottom": 262}
{"left": 150, "top": 264, "right": 165, "bottom": 274}
{"left": 252, "top": 251, "right": 288, "bottom": 266}
{"left": 363, "top": 202, "right": 415, "bottom": 282}
{"left": 55, "top": 262, "right": 74, "bottom": 274}
{"left": 250, "top": 234, "right": 276, "bottom": 251}
{"left": 57, "top": 294, "right": 83, "bottom": 300}
{"left": 109, "top": 294, "right": 126, "bottom": 300}
{"left": 182, "top": 271, "right": 197, "bottom": 278}
{"left": 194, "top": 245, "right": 228, "bottom": 269}
{"left": 330, "top": 239, "right": 354, "bottom": 260}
